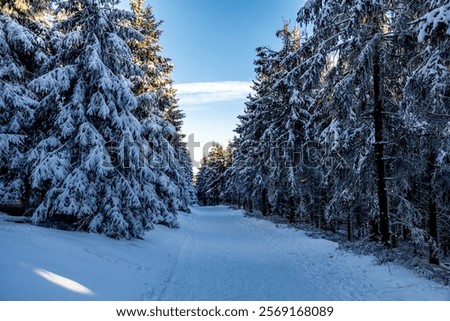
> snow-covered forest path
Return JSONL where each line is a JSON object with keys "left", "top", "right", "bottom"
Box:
{"left": 1, "top": 206, "right": 449, "bottom": 300}
{"left": 154, "top": 206, "right": 449, "bottom": 300}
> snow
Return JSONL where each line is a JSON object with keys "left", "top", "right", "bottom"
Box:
{"left": 418, "top": 4, "right": 450, "bottom": 42}
{"left": 1, "top": 206, "right": 449, "bottom": 301}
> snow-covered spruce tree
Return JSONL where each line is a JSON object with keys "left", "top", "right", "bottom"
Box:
{"left": 28, "top": 0, "right": 178, "bottom": 239}
{"left": 162, "top": 86, "right": 197, "bottom": 211}
{"left": 227, "top": 44, "right": 280, "bottom": 214}
{"left": 129, "top": 0, "right": 196, "bottom": 212}
{"left": 294, "top": 0, "right": 373, "bottom": 237}
{"left": 196, "top": 144, "right": 230, "bottom": 206}
{"left": 222, "top": 118, "right": 259, "bottom": 212}
{"left": 220, "top": 142, "right": 235, "bottom": 205}
{"left": 195, "top": 156, "right": 209, "bottom": 206}
{"left": 372, "top": 0, "right": 422, "bottom": 249}
{"left": 297, "top": 0, "right": 401, "bottom": 244}
{"left": 235, "top": 25, "right": 304, "bottom": 219}
{"left": 399, "top": 1, "right": 450, "bottom": 263}
{"left": 257, "top": 23, "right": 305, "bottom": 223}
{"left": 225, "top": 21, "right": 315, "bottom": 222}
{"left": 0, "top": 0, "right": 47, "bottom": 213}
{"left": 220, "top": 140, "right": 239, "bottom": 208}
{"left": 255, "top": 6, "right": 338, "bottom": 230}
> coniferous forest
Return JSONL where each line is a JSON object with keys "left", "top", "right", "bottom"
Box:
{"left": 0, "top": 0, "right": 196, "bottom": 239}
{"left": 1, "top": 0, "right": 450, "bottom": 269}
{"left": 197, "top": 0, "right": 450, "bottom": 265}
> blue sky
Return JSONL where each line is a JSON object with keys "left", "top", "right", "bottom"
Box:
{"left": 119, "top": 0, "right": 304, "bottom": 168}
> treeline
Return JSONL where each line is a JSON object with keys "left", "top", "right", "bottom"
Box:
{"left": 0, "top": 0, "right": 195, "bottom": 239}
{"left": 197, "top": 0, "right": 450, "bottom": 264}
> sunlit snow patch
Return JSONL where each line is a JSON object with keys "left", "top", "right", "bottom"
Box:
{"left": 34, "top": 268, "right": 95, "bottom": 296}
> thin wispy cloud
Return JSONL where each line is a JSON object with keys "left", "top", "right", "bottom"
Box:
{"left": 174, "top": 81, "right": 253, "bottom": 106}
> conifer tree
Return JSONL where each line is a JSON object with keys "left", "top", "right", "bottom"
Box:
{"left": 0, "top": 0, "right": 47, "bottom": 212}
{"left": 129, "top": 0, "right": 196, "bottom": 212}
{"left": 227, "top": 44, "right": 278, "bottom": 214}
{"left": 27, "top": 0, "right": 177, "bottom": 239}
{"left": 225, "top": 23, "right": 308, "bottom": 219}
{"left": 297, "top": 0, "right": 398, "bottom": 244}
{"left": 400, "top": 1, "right": 450, "bottom": 263}
{"left": 196, "top": 144, "right": 230, "bottom": 206}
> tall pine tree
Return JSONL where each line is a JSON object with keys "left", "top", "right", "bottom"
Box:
{"left": 27, "top": 0, "right": 177, "bottom": 239}
{"left": 196, "top": 143, "right": 230, "bottom": 206}
{"left": 129, "top": 0, "right": 196, "bottom": 212}
{"left": 400, "top": 1, "right": 450, "bottom": 263}
{"left": 0, "top": 0, "right": 47, "bottom": 213}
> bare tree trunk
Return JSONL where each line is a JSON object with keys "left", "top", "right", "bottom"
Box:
{"left": 288, "top": 196, "right": 296, "bottom": 224}
{"left": 347, "top": 213, "right": 353, "bottom": 242}
{"left": 373, "top": 41, "right": 390, "bottom": 246}
{"left": 261, "top": 188, "right": 269, "bottom": 216}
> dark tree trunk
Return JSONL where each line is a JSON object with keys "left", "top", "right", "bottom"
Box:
{"left": 355, "top": 207, "right": 363, "bottom": 239}
{"left": 427, "top": 151, "right": 439, "bottom": 265}
{"left": 347, "top": 213, "right": 353, "bottom": 242}
{"left": 288, "top": 196, "right": 296, "bottom": 224}
{"left": 261, "top": 188, "right": 269, "bottom": 216}
{"left": 372, "top": 42, "right": 390, "bottom": 246}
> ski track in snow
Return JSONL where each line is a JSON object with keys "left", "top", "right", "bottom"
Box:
{"left": 1, "top": 206, "right": 449, "bottom": 300}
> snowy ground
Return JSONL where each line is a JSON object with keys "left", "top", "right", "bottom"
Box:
{"left": 0, "top": 206, "right": 449, "bottom": 300}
